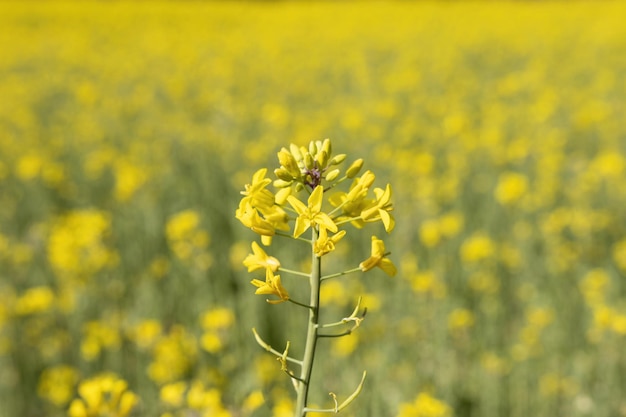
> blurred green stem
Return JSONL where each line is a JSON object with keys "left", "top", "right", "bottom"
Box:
{"left": 295, "top": 226, "right": 321, "bottom": 417}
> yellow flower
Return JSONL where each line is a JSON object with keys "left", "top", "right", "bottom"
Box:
{"left": 287, "top": 186, "right": 337, "bottom": 238}
{"left": 494, "top": 172, "right": 528, "bottom": 205}
{"left": 236, "top": 202, "right": 276, "bottom": 236}
{"left": 69, "top": 373, "right": 138, "bottom": 417}
{"left": 239, "top": 168, "right": 275, "bottom": 209}
{"left": 397, "top": 392, "right": 451, "bottom": 417}
{"left": 243, "top": 241, "right": 281, "bottom": 272}
{"left": 313, "top": 226, "right": 346, "bottom": 257}
{"left": 160, "top": 381, "right": 187, "bottom": 407}
{"left": 329, "top": 170, "right": 376, "bottom": 218}
{"left": 359, "top": 236, "right": 396, "bottom": 276}
{"left": 37, "top": 365, "right": 78, "bottom": 407}
{"left": 361, "top": 184, "right": 395, "bottom": 232}
{"left": 251, "top": 269, "right": 290, "bottom": 304}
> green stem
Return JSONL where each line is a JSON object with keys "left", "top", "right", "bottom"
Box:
{"left": 321, "top": 267, "right": 362, "bottom": 281}
{"left": 279, "top": 267, "right": 311, "bottom": 278}
{"left": 295, "top": 227, "right": 321, "bottom": 417}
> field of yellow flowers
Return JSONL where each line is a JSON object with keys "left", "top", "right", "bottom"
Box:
{"left": 2, "top": 1, "right": 626, "bottom": 416}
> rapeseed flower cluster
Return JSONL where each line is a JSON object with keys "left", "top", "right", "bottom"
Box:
{"left": 237, "top": 139, "right": 394, "bottom": 415}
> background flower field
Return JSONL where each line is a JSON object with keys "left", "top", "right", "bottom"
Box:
{"left": 2, "top": 1, "right": 626, "bottom": 416}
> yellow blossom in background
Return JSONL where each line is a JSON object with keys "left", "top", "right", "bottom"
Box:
{"left": 410, "top": 271, "right": 447, "bottom": 298}
{"left": 612, "top": 239, "right": 626, "bottom": 272}
{"left": 438, "top": 211, "right": 464, "bottom": 238}
{"left": 201, "top": 307, "right": 235, "bottom": 330}
{"left": 16, "top": 154, "right": 44, "bottom": 180}
{"left": 419, "top": 219, "right": 441, "bottom": 248}
{"left": 37, "top": 365, "right": 79, "bottom": 407}
{"left": 461, "top": 233, "right": 495, "bottom": 263}
{"left": 273, "top": 397, "right": 294, "bottom": 417}
{"left": 494, "top": 172, "right": 528, "bottom": 205}
{"left": 242, "top": 390, "right": 265, "bottom": 415}
{"left": 47, "top": 210, "right": 116, "bottom": 281}
{"left": 198, "top": 307, "right": 234, "bottom": 353}
{"left": 80, "top": 320, "right": 122, "bottom": 361}
{"left": 448, "top": 308, "right": 475, "bottom": 331}
{"left": 14, "top": 286, "right": 55, "bottom": 316}
{"left": 579, "top": 269, "right": 609, "bottom": 306}
{"left": 68, "top": 373, "right": 138, "bottom": 417}
{"left": 160, "top": 381, "right": 187, "bottom": 407}
{"left": 332, "top": 332, "right": 359, "bottom": 357}
{"left": 166, "top": 210, "right": 212, "bottom": 269}
{"left": 128, "top": 319, "right": 162, "bottom": 350}
{"left": 113, "top": 159, "right": 147, "bottom": 202}
{"left": 148, "top": 325, "right": 197, "bottom": 385}
{"left": 397, "top": 392, "right": 452, "bottom": 417}
{"left": 319, "top": 280, "right": 349, "bottom": 307}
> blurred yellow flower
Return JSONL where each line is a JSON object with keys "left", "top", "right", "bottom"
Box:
{"left": 129, "top": 319, "right": 162, "bottom": 350}
{"left": 160, "top": 381, "right": 187, "bottom": 407}
{"left": 419, "top": 219, "right": 441, "bottom": 248}
{"left": 332, "top": 332, "right": 359, "bottom": 357}
{"left": 14, "top": 286, "right": 55, "bottom": 316}
{"left": 460, "top": 233, "right": 495, "bottom": 263}
{"left": 201, "top": 307, "right": 235, "bottom": 330}
{"left": 47, "top": 210, "right": 115, "bottom": 280}
{"left": 37, "top": 365, "right": 78, "bottom": 407}
{"left": 448, "top": 308, "right": 475, "bottom": 331}
{"left": 494, "top": 172, "right": 528, "bottom": 205}
{"left": 68, "top": 373, "right": 138, "bottom": 417}
{"left": 397, "top": 392, "right": 452, "bottom": 417}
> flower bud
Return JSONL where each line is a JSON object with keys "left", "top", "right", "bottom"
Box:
{"left": 304, "top": 152, "right": 314, "bottom": 170}
{"left": 277, "top": 148, "right": 300, "bottom": 178}
{"left": 346, "top": 158, "right": 364, "bottom": 178}
{"left": 274, "top": 167, "right": 294, "bottom": 181}
{"left": 295, "top": 182, "right": 305, "bottom": 192}
{"left": 325, "top": 168, "right": 340, "bottom": 182}
{"left": 316, "top": 150, "right": 329, "bottom": 168}
{"left": 273, "top": 179, "right": 292, "bottom": 188}
{"left": 322, "top": 138, "right": 332, "bottom": 156}
{"left": 309, "top": 141, "right": 318, "bottom": 156}
{"left": 289, "top": 143, "right": 302, "bottom": 162}
{"left": 329, "top": 154, "right": 347, "bottom": 165}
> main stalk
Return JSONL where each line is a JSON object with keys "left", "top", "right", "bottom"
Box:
{"left": 295, "top": 226, "right": 321, "bottom": 417}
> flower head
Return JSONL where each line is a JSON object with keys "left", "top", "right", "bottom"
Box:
{"left": 360, "top": 184, "right": 395, "bottom": 232}
{"left": 251, "top": 269, "right": 290, "bottom": 304}
{"left": 359, "top": 236, "right": 396, "bottom": 276}
{"left": 287, "top": 186, "right": 338, "bottom": 238}
{"left": 239, "top": 168, "right": 275, "bottom": 210}
{"left": 244, "top": 241, "right": 281, "bottom": 272}
{"left": 314, "top": 226, "right": 346, "bottom": 257}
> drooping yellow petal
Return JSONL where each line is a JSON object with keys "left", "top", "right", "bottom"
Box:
{"left": 243, "top": 241, "right": 280, "bottom": 272}
{"left": 359, "top": 236, "right": 396, "bottom": 277}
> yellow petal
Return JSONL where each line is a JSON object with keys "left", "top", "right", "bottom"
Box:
{"left": 308, "top": 186, "right": 324, "bottom": 213}
{"left": 379, "top": 258, "right": 397, "bottom": 277}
